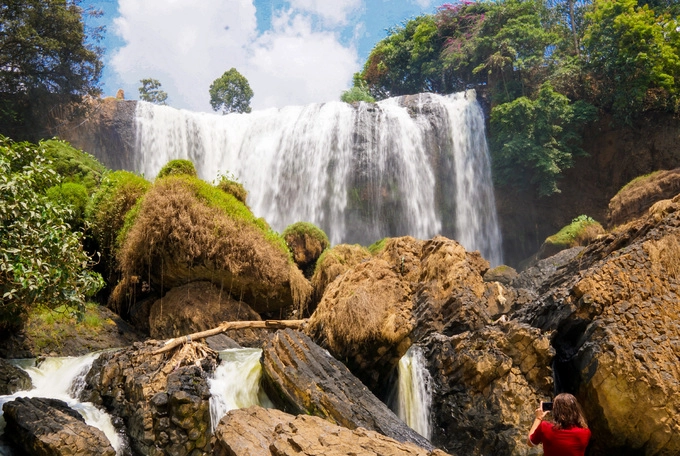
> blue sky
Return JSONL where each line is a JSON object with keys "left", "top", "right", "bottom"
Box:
{"left": 85, "top": 0, "right": 439, "bottom": 112}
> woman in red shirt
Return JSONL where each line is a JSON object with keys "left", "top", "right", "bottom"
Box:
{"left": 528, "top": 393, "right": 591, "bottom": 456}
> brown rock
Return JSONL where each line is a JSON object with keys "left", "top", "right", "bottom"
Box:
{"left": 423, "top": 320, "right": 554, "bottom": 455}
{"left": 2, "top": 397, "right": 116, "bottom": 456}
{"left": 607, "top": 169, "right": 680, "bottom": 227}
{"left": 149, "top": 281, "right": 265, "bottom": 346}
{"left": 0, "top": 358, "right": 32, "bottom": 394}
{"left": 79, "top": 341, "right": 217, "bottom": 456}
{"left": 310, "top": 243, "right": 372, "bottom": 304}
{"left": 261, "top": 329, "right": 433, "bottom": 450}
{"left": 213, "top": 406, "right": 447, "bottom": 456}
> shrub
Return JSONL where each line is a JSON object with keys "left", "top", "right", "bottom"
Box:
{"left": 0, "top": 137, "right": 103, "bottom": 331}
{"left": 216, "top": 172, "right": 248, "bottom": 204}
{"left": 156, "top": 159, "right": 197, "bottom": 179}
{"left": 341, "top": 86, "right": 376, "bottom": 104}
{"left": 46, "top": 182, "right": 89, "bottom": 229}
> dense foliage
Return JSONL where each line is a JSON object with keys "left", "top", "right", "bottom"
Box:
{"left": 209, "top": 68, "right": 254, "bottom": 114}
{"left": 138, "top": 78, "right": 168, "bottom": 105}
{"left": 0, "top": 0, "right": 103, "bottom": 139}
{"left": 0, "top": 137, "right": 103, "bottom": 331}
{"left": 355, "top": 0, "right": 680, "bottom": 195}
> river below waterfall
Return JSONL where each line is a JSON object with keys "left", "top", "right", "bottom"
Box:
{"left": 133, "top": 90, "right": 503, "bottom": 265}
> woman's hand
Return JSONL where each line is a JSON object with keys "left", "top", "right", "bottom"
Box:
{"left": 535, "top": 405, "right": 550, "bottom": 421}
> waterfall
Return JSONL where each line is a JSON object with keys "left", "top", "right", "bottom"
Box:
{"left": 208, "top": 348, "right": 273, "bottom": 432}
{"left": 392, "top": 345, "right": 432, "bottom": 439}
{"left": 0, "top": 354, "right": 125, "bottom": 455}
{"left": 133, "top": 90, "right": 503, "bottom": 265}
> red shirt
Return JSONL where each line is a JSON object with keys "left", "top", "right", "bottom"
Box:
{"left": 530, "top": 420, "right": 591, "bottom": 456}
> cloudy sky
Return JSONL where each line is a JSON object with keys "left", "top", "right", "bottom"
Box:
{"left": 86, "top": 0, "right": 438, "bottom": 112}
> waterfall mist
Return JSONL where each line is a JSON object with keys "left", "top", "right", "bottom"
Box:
{"left": 134, "top": 90, "right": 502, "bottom": 265}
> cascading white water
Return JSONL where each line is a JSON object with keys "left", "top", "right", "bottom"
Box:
{"left": 393, "top": 345, "right": 432, "bottom": 439}
{"left": 133, "top": 90, "right": 503, "bottom": 264}
{"left": 0, "top": 354, "right": 124, "bottom": 454}
{"left": 208, "top": 348, "right": 273, "bottom": 432}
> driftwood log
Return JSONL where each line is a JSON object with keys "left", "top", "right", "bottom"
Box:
{"left": 152, "top": 319, "right": 308, "bottom": 354}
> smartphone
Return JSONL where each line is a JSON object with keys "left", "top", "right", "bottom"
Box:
{"left": 542, "top": 402, "right": 553, "bottom": 412}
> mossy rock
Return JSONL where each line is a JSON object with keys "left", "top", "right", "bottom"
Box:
{"left": 608, "top": 169, "right": 680, "bottom": 227}
{"left": 156, "top": 159, "right": 197, "bottom": 179}
{"left": 368, "top": 238, "right": 389, "bottom": 255}
{"left": 540, "top": 215, "right": 605, "bottom": 259}
{"left": 112, "top": 175, "right": 310, "bottom": 316}
{"left": 217, "top": 176, "right": 248, "bottom": 204}
{"left": 283, "top": 222, "right": 330, "bottom": 278}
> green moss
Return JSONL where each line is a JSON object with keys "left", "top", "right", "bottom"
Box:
{"left": 41, "top": 139, "right": 106, "bottom": 192}
{"left": 282, "top": 222, "right": 330, "bottom": 247}
{"left": 368, "top": 237, "right": 389, "bottom": 255}
{"left": 157, "top": 159, "right": 197, "bottom": 179}
{"left": 615, "top": 170, "right": 664, "bottom": 197}
{"left": 545, "top": 215, "right": 603, "bottom": 248}
{"left": 216, "top": 174, "right": 248, "bottom": 204}
{"left": 87, "top": 170, "right": 150, "bottom": 254}
{"left": 26, "top": 302, "right": 108, "bottom": 351}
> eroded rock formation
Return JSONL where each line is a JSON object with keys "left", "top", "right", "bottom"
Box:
{"left": 213, "top": 406, "right": 448, "bottom": 456}
{"left": 79, "top": 341, "right": 217, "bottom": 456}
{"left": 261, "top": 329, "right": 433, "bottom": 450}
{"left": 2, "top": 397, "right": 116, "bottom": 456}
{"left": 0, "top": 358, "right": 32, "bottom": 394}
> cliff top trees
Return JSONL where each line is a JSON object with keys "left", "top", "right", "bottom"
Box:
{"left": 0, "top": 0, "right": 103, "bottom": 138}
{"left": 209, "top": 68, "right": 254, "bottom": 114}
{"left": 138, "top": 78, "right": 168, "bottom": 105}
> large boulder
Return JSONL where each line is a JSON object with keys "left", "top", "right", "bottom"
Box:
{"left": 2, "top": 397, "right": 115, "bottom": 456}
{"left": 423, "top": 320, "right": 554, "bottom": 455}
{"left": 79, "top": 341, "right": 218, "bottom": 456}
{"left": 310, "top": 243, "right": 372, "bottom": 304}
{"left": 261, "top": 329, "right": 433, "bottom": 450}
{"left": 0, "top": 358, "right": 32, "bottom": 394}
{"left": 514, "top": 195, "right": 680, "bottom": 455}
{"left": 110, "top": 175, "right": 311, "bottom": 316}
{"left": 149, "top": 281, "right": 265, "bottom": 346}
{"left": 212, "top": 406, "right": 449, "bottom": 456}
{"left": 282, "top": 222, "right": 330, "bottom": 278}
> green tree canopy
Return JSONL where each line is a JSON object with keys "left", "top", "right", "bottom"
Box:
{"left": 209, "top": 68, "right": 254, "bottom": 114}
{"left": 138, "top": 78, "right": 168, "bottom": 105}
{"left": 0, "top": 0, "right": 102, "bottom": 137}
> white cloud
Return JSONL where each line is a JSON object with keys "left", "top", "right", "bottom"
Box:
{"left": 109, "top": 0, "right": 360, "bottom": 112}
{"left": 288, "top": 0, "right": 362, "bottom": 26}
{"left": 412, "top": 0, "right": 432, "bottom": 7}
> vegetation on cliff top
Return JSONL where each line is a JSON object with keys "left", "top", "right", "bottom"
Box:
{"left": 545, "top": 214, "right": 604, "bottom": 249}
{"left": 354, "top": 0, "right": 680, "bottom": 196}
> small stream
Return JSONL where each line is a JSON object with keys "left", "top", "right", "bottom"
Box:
{"left": 391, "top": 345, "right": 432, "bottom": 439}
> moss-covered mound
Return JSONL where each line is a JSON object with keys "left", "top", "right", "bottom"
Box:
{"left": 156, "top": 159, "right": 197, "bottom": 179}
{"left": 539, "top": 215, "right": 604, "bottom": 260}
{"left": 86, "top": 171, "right": 151, "bottom": 287}
{"left": 608, "top": 168, "right": 680, "bottom": 227}
{"left": 41, "top": 139, "right": 106, "bottom": 191}
{"left": 310, "top": 244, "right": 372, "bottom": 304}
{"left": 46, "top": 182, "right": 89, "bottom": 228}
{"left": 111, "top": 175, "right": 310, "bottom": 316}
{"left": 283, "top": 222, "right": 330, "bottom": 278}
{"left": 216, "top": 175, "right": 248, "bottom": 204}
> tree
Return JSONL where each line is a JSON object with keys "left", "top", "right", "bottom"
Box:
{"left": 490, "top": 83, "right": 596, "bottom": 196}
{"left": 0, "top": 0, "right": 103, "bottom": 138}
{"left": 0, "top": 136, "right": 103, "bottom": 331}
{"left": 138, "top": 78, "right": 168, "bottom": 105}
{"left": 209, "top": 68, "right": 253, "bottom": 114}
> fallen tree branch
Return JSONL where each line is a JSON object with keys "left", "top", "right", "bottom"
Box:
{"left": 152, "top": 319, "right": 308, "bottom": 355}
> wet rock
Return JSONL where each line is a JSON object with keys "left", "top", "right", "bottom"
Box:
{"left": 79, "top": 340, "right": 217, "bottom": 456}
{"left": 2, "top": 397, "right": 116, "bottom": 456}
{"left": 261, "top": 329, "right": 433, "bottom": 450}
{"left": 149, "top": 281, "right": 265, "bottom": 347}
{"left": 514, "top": 195, "right": 680, "bottom": 454}
{"left": 213, "top": 406, "right": 449, "bottom": 456}
{"left": 423, "top": 320, "right": 553, "bottom": 455}
{"left": 0, "top": 358, "right": 32, "bottom": 394}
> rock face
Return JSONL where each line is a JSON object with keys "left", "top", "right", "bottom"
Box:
{"left": 2, "top": 397, "right": 116, "bottom": 456}
{"left": 423, "top": 321, "right": 554, "bottom": 455}
{"left": 310, "top": 243, "right": 372, "bottom": 304}
{"left": 514, "top": 195, "right": 680, "bottom": 455}
{"left": 261, "top": 329, "right": 433, "bottom": 451}
{"left": 607, "top": 168, "right": 680, "bottom": 227}
{"left": 149, "top": 281, "right": 265, "bottom": 346}
{"left": 0, "top": 358, "right": 32, "bottom": 394}
{"left": 80, "top": 341, "right": 218, "bottom": 456}
{"left": 213, "top": 406, "right": 449, "bottom": 456}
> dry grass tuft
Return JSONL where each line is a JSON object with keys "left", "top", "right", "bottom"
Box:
{"left": 310, "top": 244, "right": 371, "bottom": 303}
{"left": 644, "top": 232, "right": 680, "bottom": 280}
{"left": 289, "top": 263, "right": 313, "bottom": 317}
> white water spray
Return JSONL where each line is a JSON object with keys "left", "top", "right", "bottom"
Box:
{"left": 133, "top": 90, "right": 503, "bottom": 265}
{"left": 0, "top": 354, "right": 124, "bottom": 454}
{"left": 208, "top": 348, "right": 273, "bottom": 432}
{"left": 394, "top": 345, "right": 432, "bottom": 439}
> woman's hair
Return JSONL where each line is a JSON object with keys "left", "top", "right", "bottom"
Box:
{"left": 552, "top": 393, "right": 588, "bottom": 430}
